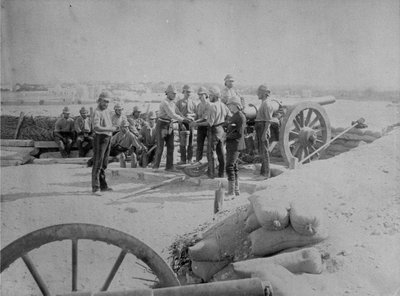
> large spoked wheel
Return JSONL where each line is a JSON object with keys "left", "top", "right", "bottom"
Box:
{"left": 1, "top": 223, "right": 179, "bottom": 295}
{"left": 279, "top": 101, "right": 331, "bottom": 165}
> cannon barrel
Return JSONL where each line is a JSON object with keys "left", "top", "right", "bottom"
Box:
{"left": 282, "top": 96, "right": 336, "bottom": 108}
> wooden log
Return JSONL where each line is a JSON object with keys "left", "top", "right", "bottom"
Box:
{"left": 14, "top": 112, "right": 25, "bottom": 139}
{"left": 32, "top": 157, "right": 91, "bottom": 165}
{"left": 34, "top": 141, "right": 78, "bottom": 148}
{"left": 0, "top": 139, "right": 34, "bottom": 147}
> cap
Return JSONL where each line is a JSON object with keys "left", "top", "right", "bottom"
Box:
{"left": 197, "top": 86, "right": 209, "bottom": 95}
{"left": 148, "top": 111, "right": 156, "bottom": 119}
{"left": 114, "top": 103, "right": 123, "bottom": 110}
{"left": 133, "top": 106, "right": 142, "bottom": 113}
{"left": 62, "top": 106, "right": 70, "bottom": 114}
{"left": 224, "top": 74, "right": 234, "bottom": 82}
{"left": 209, "top": 86, "right": 221, "bottom": 98}
{"left": 98, "top": 91, "right": 112, "bottom": 102}
{"left": 182, "top": 84, "right": 193, "bottom": 93}
{"left": 257, "top": 84, "right": 271, "bottom": 94}
{"left": 165, "top": 84, "right": 178, "bottom": 94}
{"left": 79, "top": 107, "right": 88, "bottom": 114}
{"left": 120, "top": 119, "right": 130, "bottom": 127}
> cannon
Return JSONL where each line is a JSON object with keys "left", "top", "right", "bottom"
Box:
{"left": 243, "top": 96, "right": 335, "bottom": 166}
{"left": 1, "top": 223, "right": 273, "bottom": 295}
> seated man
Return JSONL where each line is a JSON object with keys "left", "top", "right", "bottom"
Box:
{"left": 54, "top": 106, "right": 75, "bottom": 158}
{"left": 74, "top": 107, "right": 93, "bottom": 157}
{"left": 139, "top": 111, "right": 157, "bottom": 167}
{"left": 110, "top": 119, "right": 145, "bottom": 168}
{"left": 111, "top": 103, "right": 127, "bottom": 135}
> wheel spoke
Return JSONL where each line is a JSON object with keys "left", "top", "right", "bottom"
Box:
{"left": 309, "top": 144, "right": 320, "bottom": 159}
{"left": 22, "top": 254, "right": 51, "bottom": 296}
{"left": 296, "top": 146, "right": 304, "bottom": 160}
{"left": 304, "top": 147, "right": 310, "bottom": 163}
{"left": 316, "top": 138, "right": 325, "bottom": 144}
{"left": 289, "top": 130, "right": 299, "bottom": 136}
{"left": 305, "top": 109, "right": 313, "bottom": 126}
{"left": 297, "top": 111, "right": 304, "bottom": 127}
{"left": 292, "top": 118, "right": 301, "bottom": 131}
{"left": 100, "top": 250, "right": 127, "bottom": 291}
{"left": 72, "top": 239, "right": 78, "bottom": 291}
{"left": 289, "top": 138, "right": 298, "bottom": 146}
{"left": 308, "top": 116, "right": 320, "bottom": 128}
{"left": 291, "top": 143, "right": 301, "bottom": 157}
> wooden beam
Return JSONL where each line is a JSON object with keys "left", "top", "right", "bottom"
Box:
{"left": 14, "top": 112, "right": 25, "bottom": 139}
{"left": 1, "top": 139, "right": 34, "bottom": 147}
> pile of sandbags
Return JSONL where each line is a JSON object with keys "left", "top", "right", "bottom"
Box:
{"left": 186, "top": 193, "right": 328, "bottom": 282}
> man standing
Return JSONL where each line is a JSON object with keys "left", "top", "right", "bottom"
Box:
{"left": 111, "top": 103, "right": 127, "bottom": 135}
{"left": 54, "top": 106, "right": 75, "bottom": 158}
{"left": 110, "top": 120, "right": 144, "bottom": 168}
{"left": 193, "top": 86, "right": 210, "bottom": 162}
{"left": 254, "top": 85, "right": 281, "bottom": 178}
{"left": 139, "top": 111, "right": 157, "bottom": 167}
{"left": 225, "top": 98, "right": 246, "bottom": 197}
{"left": 221, "top": 74, "right": 244, "bottom": 106}
{"left": 191, "top": 86, "right": 230, "bottom": 178}
{"left": 91, "top": 91, "right": 116, "bottom": 195}
{"left": 74, "top": 107, "right": 93, "bottom": 157}
{"left": 176, "top": 84, "right": 196, "bottom": 164}
{"left": 153, "top": 85, "right": 185, "bottom": 171}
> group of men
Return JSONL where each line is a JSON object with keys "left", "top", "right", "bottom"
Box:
{"left": 55, "top": 74, "right": 281, "bottom": 196}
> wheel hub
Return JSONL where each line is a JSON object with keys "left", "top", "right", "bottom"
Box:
{"left": 298, "top": 127, "right": 316, "bottom": 146}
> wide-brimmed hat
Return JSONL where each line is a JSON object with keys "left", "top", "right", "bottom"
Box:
{"left": 257, "top": 84, "right": 271, "bottom": 94}
{"left": 197, "top": 86, "right": 209, "bottom": 95}
{"left": 182, "top": 84, "right": 193, "bottom": 93}
{"left": 133, "top": 106, "right": 142, "bottom": 113}
{"left": 114, "top": 103, "right": 123, "bottom": 110}
{"left": 165, "top": 84, "right": 177, "bottom": 94}
{"left": 224, "top": 74, "right": 234, "bottom": 82}
{"left": 209, "top": 86, "right": 221, "bottom": 97}
{"left": 98, "top": 91, "right": 112, "bottom": 102}
{"left": 79, "top": 107, "right": 88, "bottom": 114}
{"left": 62, "top": 106, "right": 70, "bottom": 114}
{"left": 148, "top": 111, "right": 156, "bottom": 119}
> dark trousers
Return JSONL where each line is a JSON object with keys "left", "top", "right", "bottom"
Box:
{"left": 153, "top": 120, "right": 174, "bottom": 170}
{"left": 109, "top": 145, "right": 128, "bottom": 157}
{"left": 91, "top": 134, "right": 111, "bottom": 191}
{"left": 196, "top": 126, "right": 208, "bottom": 161}
{"left": 54, "top": 132, "right": 74, "bottom": 158}
{"left": 77, "top": 134, "right": 93, "bottom": 157}
{"left": 226, "top": 141, "right": 240, "bottom": 182}
{"left": 207, "top": 125, "right": 225, "bottom": 178}
{"left": 179, "top": 122, "right": 193, "bottom": 163}
{"left": 255, "top": 121, "right": 270, "bottom": 177}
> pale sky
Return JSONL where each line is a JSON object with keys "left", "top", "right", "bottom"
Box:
{"left": 1, "top": 0, "right": 399, "bottom": 90}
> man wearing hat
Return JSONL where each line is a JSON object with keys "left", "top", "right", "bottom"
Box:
{"left": 74, "top": 106, "right": 93, "bottom": 157}
{"left": 139, "top": 111, "right": 157, "bottom": 167}
{"left": 111, "top": 103, "right": 127, "bottom": 135}
{"left": 193, "top": 86, "right": 211, "bottom": 162}
{"left": 191, "top": 86, "right": 231, "bottom": 178}
{"left": 153, "top": 84, "right": 186, "bottom": 171}
{"left": 225, "top": 97, "right": 246, "bottom": 197}
{"left": 91, "top": 91, "right": 116, "bottom": 195}
{"left": 127, "top": 106, "right": 145, "bottom": 137}
{"left": 175, "top": 84, "right": 197, "bottom": 164}
{"left": 109, "top": 119, "right": 144, "bottom": 168}
{"left": 54, "top": 106, "right": 75, "bottom": 158}
{"left": 221, "top": 74, "right": 244, "bottom": 106}
{"left": 254, "top": 85, "right": 282, "bottom": 178}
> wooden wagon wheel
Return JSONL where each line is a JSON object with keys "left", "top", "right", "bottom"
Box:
{"left": 1, "top": 223, "right": 179, "bottom": 295}
{"left": 279, "top": 101, "right": 331, "bottom": 166}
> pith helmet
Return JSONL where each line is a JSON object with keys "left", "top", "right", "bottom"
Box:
{"left": 182, "top": 84, "right": 193, "bottom": 93}
{"left": 197, "top": 86, "right": 209, "bottom": 95}
{"left": 79, "top": 107, "right": 88, "bottom": 114}
{"left": 257, "top": 84, "right": 271, "bottom": 94}
{"left": 148, "top": 111, "right": 156, "bottom": 119}
{"left": 114, "top": 103, "right": 123, "bottom": 110}
{"left": 224, "top": 74, "right": 234, "bottom": 82}
{"left": 133, "top": 106, "right": 142, "bottom": 113}
{"left": 98, "top": 91, "right": 112, "bottom": 102}
{"left": 209, "top": 86, "right": 221, "bottom": 98}
{"left": 62, "top": 106, "right": 71, "bottom": 114}
{"left": 165, "top": 84, "right": 178, "bottom": 94}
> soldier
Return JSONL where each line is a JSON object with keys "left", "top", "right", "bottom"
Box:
{"left": 127, "top": 106, "right": 144, "bottom": 137}
{"left": 254, "top": 85, "right": 281, "bottom": 178}
{"left": 91, "top": 91, "right": 116, "bottom": 195}
{"left": 176, "top": 84, "right": 197, "bottom": 164}
{"left": 225, "top": 97, "right": 246, "bottom": 197}
{"left": 111, "top": 103, "right": 127, "bottom": 135}
{"left": 191, "top": 86, "right": 230, "bottom": 178}
{"left": 110, "top": 119, "right": 144, "bottom": 168}
{"left": 221, "top": 74, "right": 244, "bottom": 106}
{"left": 153, "top": 85, "right": 186, "bottom": 171}
{"left": 193, "top": 86, "right": 210, "bottom": 162}
{"left": 139, "top": 111, "right": 157, "bottom": 167}
{"left": 54, "top": 106, "right": 75, "bottom": 158}
{"left": 74, "top": 106, "right": 93, "bottom": 157}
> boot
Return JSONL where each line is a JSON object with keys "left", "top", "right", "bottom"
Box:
{"left": 226, "top": 180, "right": 235, "bottom": 197}
{"left": 130, "top": 153, "right": 137, "bottom": 168}
{"left": 119, "top": 154, "right": 126, "bottom": 168}
{"left": 234, "top": 178, "right": 240, "bottom": 196}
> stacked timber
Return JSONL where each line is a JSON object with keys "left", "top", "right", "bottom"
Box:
{"left": 0, "top": 140, "right": 37, "bottom": 166}
{"left": 1, "top": 115, "right": 57, "bottom": 141}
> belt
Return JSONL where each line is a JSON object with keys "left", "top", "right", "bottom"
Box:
{"left": 158, "top": 118, "right": 172, "bottom": 123}
{"left": 213, "top": 122, "right": 225, "bottom": 127}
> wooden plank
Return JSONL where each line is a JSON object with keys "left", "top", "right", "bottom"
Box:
{"left": 32, "top": 157, "right": 91, "bottom": 165}
{"left": 34, "top": 141, "right": 59, "bottom": 148}
{"left": 14, "top": 112, "right": 25, "bottom": 139}
{"left": 0, "top": 139, "right": 34, "bottom": 147}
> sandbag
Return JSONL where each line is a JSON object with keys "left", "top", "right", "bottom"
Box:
{"left": 189, "top": 209, "right": 251, "bottom": 262}
{"left": 233, "top": 247, "right": 323, "bottom": 275}
{"left": 244, "top": 213, "right": 261, "bottom": 233}
{"left": 191, "top": 260, "right": 230, "bottom": 282}
{"left": 250, "top": 196, "right": 290, "bottom": 231}
{"left": 289, "top": 201, "right": 324, "bottom": 236}
{"left": 250, "top": 225, "right": 328, "bottom": 257}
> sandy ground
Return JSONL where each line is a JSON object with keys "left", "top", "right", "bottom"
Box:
{"left": 1, "top": 99, "right": 400, "bottom": 295}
